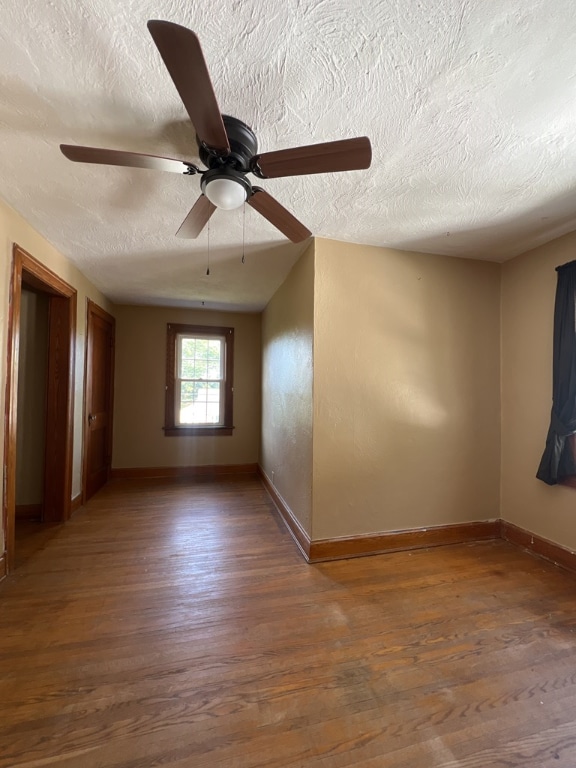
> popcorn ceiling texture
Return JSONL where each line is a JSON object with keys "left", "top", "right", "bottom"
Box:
{"left": 0, "top": 0, "right": 575, "bottom": 309}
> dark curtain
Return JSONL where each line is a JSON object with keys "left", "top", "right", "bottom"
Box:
{"left": 537, "top": 260, "right": 576, "bottom": 485}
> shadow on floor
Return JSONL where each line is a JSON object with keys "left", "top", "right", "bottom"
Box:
{"left": 15, "top": 520, "right": 63, "bottom": 570}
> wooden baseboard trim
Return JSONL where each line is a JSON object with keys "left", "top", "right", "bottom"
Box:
{"left": 15, "top": 503, "right": 42, "bottom": 521}
{"left": 0, "top": 553, "right": 6, "bottom": 583}
{"left": 258, "top": 467, "right": 311, "bottom": 561}
{"left": 309, "top": 520, "right": 502, "bottom": 563}
{"left": 257, "top": 470, "right": 501, "bottom": 563}
{"left": 110, "top": 463, "right": 258, "bottom": 480}
{"left": 501, "top": 520, "right": 576, "bottom": 575}
{"left": 71, "top": 493, "right": 82, "bottom": 513}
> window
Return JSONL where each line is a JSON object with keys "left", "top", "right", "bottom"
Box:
{"left": 164, "top": 323, "right": 234, "bottom": 436}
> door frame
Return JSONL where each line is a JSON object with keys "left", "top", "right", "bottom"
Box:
{"left": 82, "top": 299, "right": 115, "bottom": 503}
{"left": 3, "top": 245, "right": 77, "bottom": 573}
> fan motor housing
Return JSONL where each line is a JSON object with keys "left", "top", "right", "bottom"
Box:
{"left": 198, "top": 115, "right": 258, "bottom": 172}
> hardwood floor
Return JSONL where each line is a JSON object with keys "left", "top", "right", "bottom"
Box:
{"left": 1, "top": 477, "right": 576, "bottom": 767}
{"left": 13, "top": 520, "right": 63, "bottom": 570}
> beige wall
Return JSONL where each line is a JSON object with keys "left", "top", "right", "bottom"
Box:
{"left": 501, "top": 230, "right": 576, "bottom": 550}
{"left": 312, "top": 239, "right": 501, "bottom": 539}
{"left": 16, "top": 289, "right": 49, "bottom": 506}
{"left": 261, "top": 243, "right": 314, "bottom": 536}
{"left": 112, "top": 305, "right": 261, "bottom": 468}
{"left": 0, "top": 196, "right": 114, "bottom": 553}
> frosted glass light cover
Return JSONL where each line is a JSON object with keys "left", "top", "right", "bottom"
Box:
{"left": 205, "top": 178, "right": 247, "bottom": 210}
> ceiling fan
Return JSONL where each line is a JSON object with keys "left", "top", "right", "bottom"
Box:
{"left": 60, "top": 20, "right": 372, "bottom": 243}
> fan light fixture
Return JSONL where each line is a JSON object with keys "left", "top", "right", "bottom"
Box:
{"left": 201, "top": 168, "right": 252, "bottom": 211}
{"left": 204, "top": 177, "right": 247, "bottom": 210}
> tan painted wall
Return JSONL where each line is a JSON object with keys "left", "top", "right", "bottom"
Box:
{"left": 0, "top": 196, "right": 114, "bottom": 553}
{"left": 112, "top": 305, "right": 261, "bottom": 468}
{"left": 501, "top": 230, "right": 576, "bottom": 550}
{"left": 312, "top": 239, "right": 501, "bottom": 539}
{"left": 16, "top": 289, "right": 49, "bottom": 506}
{"left": 261, "top": 243, "right": 314, "bottom": 536}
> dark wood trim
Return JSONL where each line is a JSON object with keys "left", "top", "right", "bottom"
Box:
{"left": 501, "top": 520, "right": 576, "bottom": 575}
{"left": 258, "top": 467, "right": 311, "bottom": 561}
{"left": 308, "top": 520, "right": 502, "bottom": 563}
{"left": 14, "top": 250, "right": 77, "bottom": 297}
{"left": 43, "top": 294, "right": 76, "bottom": 523}
{"left": 64, "top": 293, "right": 77, "bottom": 521}
{"left": 110, "top": 463, "right": 258, "bottom": 480}
{"left": 259, "top": 470, "right": 576, "bottom": 571}
{"left": 258, "top": 467, "right": 501, "bottom": 564}
{"left": 165, "top": 323, "right": 234, "bottom": 435}
{"left": 15, "top": 504, "right": 42, "bottom": 521}
{"left": 3, "top": 251, "right": 21, "bottom": 571}
{"left": 163, "top": 426, "right": 234, "bottom": 437}
{"left": 4, "top": 245, "right": 76, "bottom": 573}
{"left": 71, "top": 494, "right": 83, "bottom": 513}
{"left": 0, "top": 552, "right": 6, "bottom": 583}
{"left": 82, "top": 299, "right": 115, "bottom": 503}
{"left": 85, "top": 300, "right": 115, "bottom": 325}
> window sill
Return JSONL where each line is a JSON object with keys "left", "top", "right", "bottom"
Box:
{"left": 163, "top": 426, "right": 234, "bottom": 437}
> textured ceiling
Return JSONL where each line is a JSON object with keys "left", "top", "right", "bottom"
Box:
{"left": 1, "top": 0, "right": 576, "bottom": 310}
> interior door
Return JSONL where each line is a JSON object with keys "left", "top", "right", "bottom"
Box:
{"left": 84, "top": 300, "right": 115, "bottom": 501}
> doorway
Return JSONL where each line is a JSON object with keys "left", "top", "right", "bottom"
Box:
{"left": 15, "top": 286, "right": 49, "bottom": 523}
{"left": 3, "top": 245, "right": 77, "bottom": 573}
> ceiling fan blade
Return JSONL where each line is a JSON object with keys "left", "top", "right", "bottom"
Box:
{"left": 147, "top": 20, "right": 230, "bottom": 155}
{"left": 253, "top": 136, "right": 372, "bottom": 178}
{"left": 176, "top": 195, "right": 216, "bottom": 238}
{"left": 60, "top": 144, "right": 199, "bottom": 174}
{"left": 248, "top": 188, "right": 311, "bottom": 243}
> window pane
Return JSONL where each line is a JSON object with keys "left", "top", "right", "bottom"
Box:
{"left": 193, "top": 359, "right": 209, "bottom": 379}
{"left": 205, "top": 340, "right": 222, "bottom": 379}
{"left": 179, "top": 336, "right": 222, "bottom": 380}
{"left": 180, "top": 359, "right": 196, "bottom": 378}
{"left": 181, "top": 338, "right": 197, "bottom": 358}
{"left": 180, "top": 381, "right": 200, "bottom": 406}
{"left": 179, "top": 381, "right": 221, "bottom": 424}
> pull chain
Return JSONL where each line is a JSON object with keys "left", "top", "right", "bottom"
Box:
{"left": 206, "top": 220, "right": 211, "bottom": 276}
{"left": 241, "top": 204, "right": 246, "bottom": 264}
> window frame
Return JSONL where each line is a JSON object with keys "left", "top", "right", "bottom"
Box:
{"left": 164, "top": 323, "right": 234, "bottom": 437}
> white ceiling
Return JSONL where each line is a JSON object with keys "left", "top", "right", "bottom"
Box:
{"left": 1, "top": 0, "right": 576, "bottom": 311}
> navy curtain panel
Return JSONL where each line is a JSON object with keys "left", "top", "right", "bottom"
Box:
{"left": 537, "top": 260, "right": 576, "bottom": 485}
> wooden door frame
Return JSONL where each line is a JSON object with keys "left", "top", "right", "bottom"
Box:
{"left": 3, "top": 245, "right": 77, "bottom": 573}
{"left": 82, "top": 300, "right": 115, "bottom": 504}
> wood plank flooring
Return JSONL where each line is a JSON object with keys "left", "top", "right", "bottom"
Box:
{"left": 1, "top": 477, "right": 576, "bottom": 767}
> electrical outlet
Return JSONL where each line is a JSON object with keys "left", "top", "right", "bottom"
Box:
{"left": 271, "top": 470, "right": 275, "bottom": 484}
